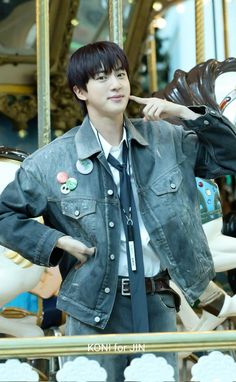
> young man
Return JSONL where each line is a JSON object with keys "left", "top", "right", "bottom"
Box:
{"left": 0, "top": 41, "right": 236, "bottom": 381}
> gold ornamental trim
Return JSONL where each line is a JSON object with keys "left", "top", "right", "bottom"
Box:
{"left": 0, "top": 84, "right": 35, "bottom": 95}
{"left": 5, "top": 250, "right": 33, "bottom": 269}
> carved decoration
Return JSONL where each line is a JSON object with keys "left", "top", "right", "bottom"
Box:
{"left": 153, "top": 57, "right": 236, "bottom": 111}
{"left": 0, "top": 93, "right": 37, "bottom": 131}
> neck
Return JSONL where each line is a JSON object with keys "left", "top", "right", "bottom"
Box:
{"left": 88, "top": 112, "right": 124, "bottom": 146}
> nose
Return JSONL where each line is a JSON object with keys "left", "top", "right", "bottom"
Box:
{"left": 109, "top": 73, "right": 121, "bottom": 89}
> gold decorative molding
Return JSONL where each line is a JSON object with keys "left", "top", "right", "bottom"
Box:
{"left": 0, "top": 84, "right": 35, "bottom": 95}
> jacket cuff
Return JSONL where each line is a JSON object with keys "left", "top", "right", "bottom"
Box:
{"left": 34, "top": 228, "right": 65, "bottom": 267}
{"left": 183, "top": 106, "right": 225, "bottom": 130}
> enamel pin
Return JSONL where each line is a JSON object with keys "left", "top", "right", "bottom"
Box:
{"left": 76, "top": 159, "right": 93, "bottom": 175}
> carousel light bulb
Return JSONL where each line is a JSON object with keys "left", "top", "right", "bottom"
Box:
{"left": 71, "top": 19, "right": 79, "bottom": 26}
{"left": 54, "top": 129, "right": 64, "bottom": 138}
{"left": 152, "top": 2, "right": 163, "bottom": 12}
{"left": 18, "top": 129, "right": 27, "bottom": 139}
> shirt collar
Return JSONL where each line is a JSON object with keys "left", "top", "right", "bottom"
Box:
{"left": 90, "top": 120, "right": 128, "bottom": 159}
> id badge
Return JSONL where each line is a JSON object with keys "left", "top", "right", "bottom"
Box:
{"left": 129, "top": 240, "right": 136, "bottom": 271}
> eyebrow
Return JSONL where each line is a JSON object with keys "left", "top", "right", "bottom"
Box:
{"left": 94, "top": 65, "right": 124, "bottom": 76}
{"left": 114, "top": 65, "right": 124, "bottom": 71}
{"left": 94, "top": 70, "right": 106, "bottom": 76}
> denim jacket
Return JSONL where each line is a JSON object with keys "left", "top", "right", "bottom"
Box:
{"left": 0, "top": 109, "right": 236, "bottom": 328}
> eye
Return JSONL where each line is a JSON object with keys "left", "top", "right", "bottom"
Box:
{"left": 95, "top": 73, "right": 107, "bottom": 81}
{"left": 117, "top": 71, "right": 126, "bottom": 78}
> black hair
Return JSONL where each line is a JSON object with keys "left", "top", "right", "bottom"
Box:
{"left": 67, "top": 41, "right": 129, "bottom": 115}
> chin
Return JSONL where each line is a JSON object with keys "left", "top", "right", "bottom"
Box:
{"left": 109, "top": 104, "right": 127, "bottom": 114}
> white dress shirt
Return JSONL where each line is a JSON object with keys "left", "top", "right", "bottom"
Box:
{"left": 90, "top": 122, "right": 160, "bottom": 277}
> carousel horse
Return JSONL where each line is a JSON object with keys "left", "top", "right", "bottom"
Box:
{"left": 0, "top": 147, "right": 62, "bottom": 337}
{"left": 153, "top": 57, "right": 236, "bottom": 333}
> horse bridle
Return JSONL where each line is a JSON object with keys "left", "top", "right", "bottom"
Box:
{"left": 219, "top": 89, "right": 236, "bottom": 111}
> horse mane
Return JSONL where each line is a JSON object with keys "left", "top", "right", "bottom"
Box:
{"left": 153, "top": 57, "right": 236, "bottom": 111}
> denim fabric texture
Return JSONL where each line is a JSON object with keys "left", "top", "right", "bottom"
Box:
{"left": 65, "top": 290, "right": 178, "bottom": 382}
{"left": 0, "top": 109, "right": 236, "bottom": 329}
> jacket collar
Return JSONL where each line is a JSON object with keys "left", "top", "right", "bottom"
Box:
{"left": 124, "top": 115, "right": 148, "bottom": 147}
{"left": 75, "top": 114, "right": 148, "bottom": 160}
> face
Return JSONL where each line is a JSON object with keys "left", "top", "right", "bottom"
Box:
{"left": 74, "top": 66, "right": 130, "bottom": 119}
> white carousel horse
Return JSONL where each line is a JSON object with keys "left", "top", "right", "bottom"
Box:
{"left": 0, "top": 148, "right": 62, "bottom": 337}
{"left": 153, "top": 58, "right": 236, "bottom": 333}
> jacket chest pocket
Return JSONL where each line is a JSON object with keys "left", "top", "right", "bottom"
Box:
{"left": 149, "top": 167, "right": 183, "bottom": 219}
{"left": 61, "top": 199, "right": 97, "bottom": 242}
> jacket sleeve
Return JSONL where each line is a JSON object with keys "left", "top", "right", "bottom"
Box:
{"left": 0, "top": 159, "right": 65, "bottom": 267}
{"left": 181, "top": 107, "right": 236, "bottom": 178}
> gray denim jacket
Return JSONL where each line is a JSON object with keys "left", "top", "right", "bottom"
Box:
{"left": 0, "top": 109, "right": 236, "bottom": 328}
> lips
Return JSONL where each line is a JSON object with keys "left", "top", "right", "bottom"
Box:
{"left": 108, "top": 95, "right": 124, "bottom": 100}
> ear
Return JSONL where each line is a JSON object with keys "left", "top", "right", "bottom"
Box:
{"left": 73, "top": 85, "right": 87, "bottom": 101}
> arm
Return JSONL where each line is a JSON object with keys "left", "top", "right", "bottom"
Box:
{"left": 0, "top": 161, "right": 94, "bottom": 267}
{"left": 130, "top": 95, "right": 236, "bottom": 178}
{"left": 129, "top": 95, "right": 201, "bottom": 121}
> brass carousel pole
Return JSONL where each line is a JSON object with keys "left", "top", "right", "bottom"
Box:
{"left": 36, "top": 0, "right": 51, "bottom": 147}
{"left": 195, "top": 0, "right": 205, "bottom": 64}
{"left": 108, "top": 0, "right": 123, "bottom": 47}
{"left": 222, "top": 0, "right": 229, "bottom": 58}
{"left": 147, "top": 23, "right": 158, "bottom": 93}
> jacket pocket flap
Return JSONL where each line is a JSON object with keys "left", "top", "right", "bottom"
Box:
{"left": 61, "top": 199, "right": 96, "bottom": 219}
{"left": 151, "top": 167, "right": 183, "bottom": 196}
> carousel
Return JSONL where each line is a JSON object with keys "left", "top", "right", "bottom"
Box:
{"left": 0, "top": 0, "right": 236, "bottom": 381}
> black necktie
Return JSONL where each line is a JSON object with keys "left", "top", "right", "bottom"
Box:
{"left": 107, "top": 142, "right": 149, "bottom": 332}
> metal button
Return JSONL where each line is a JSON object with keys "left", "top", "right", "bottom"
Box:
{"left": 94, "top": 316, "right": 101, "bottom": 323}
{"left": 170, "top": 183, "right": 176, "bottom": 189}
{"left": 107, "top": 189, "right": 114, "bottom": 196}
{"left": 210, "top": 110, "right": 216, "bottom": 114}
{"left": 104, "top": 287, "right": 110, "bottom": 294}
{"left": 203, "top": 120, "right": 210, "bottom": 125}
{"left": 74, "top": 210, "right": 80, "bottom": 217}
{"left": 110, "top": 254, "right": 115, "bottom": 260}
{"left": 109, "top": 221, "right": 115, "bottom": 228}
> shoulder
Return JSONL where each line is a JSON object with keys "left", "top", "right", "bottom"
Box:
{"left": 23, "top": 126, "right": 79, "bottom": 164}
{"left": 20, "top": 125, "right": 81, "bottom": 179}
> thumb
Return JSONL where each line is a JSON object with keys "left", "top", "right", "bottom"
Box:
{"left": 85, "top": 246, "right": 96, "bottom": 256}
